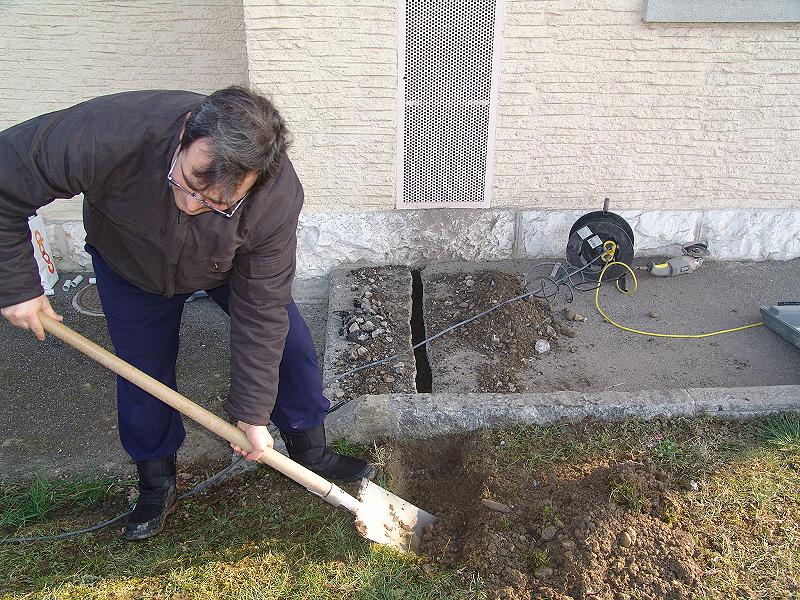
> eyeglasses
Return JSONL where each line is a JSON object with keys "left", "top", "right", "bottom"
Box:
{"left": 167, "top": 151, "right": 249, "bottom": 218}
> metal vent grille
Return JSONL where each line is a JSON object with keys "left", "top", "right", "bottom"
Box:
{"left": 397, "top": 0, "right": 503, "bottom": 208}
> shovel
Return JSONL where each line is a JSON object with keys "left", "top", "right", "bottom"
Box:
{"left": 38, "top": 313, "right": 437, "bottom": 553}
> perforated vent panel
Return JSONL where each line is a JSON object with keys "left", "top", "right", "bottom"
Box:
{"left": 397, "top": 0, "right": 502, "bottom": 208}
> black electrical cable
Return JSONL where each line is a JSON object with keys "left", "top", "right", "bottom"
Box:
{"left": 326, "top": 256, "right": 607, "bottom": 412}
{"left": 0, "top": 454, "right": 247, "bottom": 544}
{"left": 1, "top": 255, "right": 621, "bottom": 543}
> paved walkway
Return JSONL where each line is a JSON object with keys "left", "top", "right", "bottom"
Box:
{"left": 2, "top": 259, "right": 799, "bottom": 482}
{"left": 0, "top": 277, "right": 328, "bottom": 481}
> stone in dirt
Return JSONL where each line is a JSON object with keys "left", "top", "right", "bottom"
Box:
{"left": 323, "top": 266, "right": 417, "bottom": 402}
{"left": 481, "top": 498, "right": 512, "bottom": 513}
{"left": 540, "top": 525, "right": 557, "bottom": 541}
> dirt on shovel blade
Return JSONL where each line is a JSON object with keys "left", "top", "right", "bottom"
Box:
{"left": 354, "top": 478, "right": 437, "bottom": 552}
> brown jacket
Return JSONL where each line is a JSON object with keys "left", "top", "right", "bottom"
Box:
{"left": 0, "top": 90, "right": 304, "bottom": 425}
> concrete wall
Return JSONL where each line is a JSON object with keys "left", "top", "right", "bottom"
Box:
{"left": 242, "top": 0, "right": 800, "bottom": 212}
{"left": 50, "top": 207, "right": 800, "bottom": 276}
{"left": 0, "top": 0, "right": 249, "bottom": 131}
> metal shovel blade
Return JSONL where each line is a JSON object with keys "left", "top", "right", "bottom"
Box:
{"left": 354, "top": 478, "right": 438, "bottom": 553}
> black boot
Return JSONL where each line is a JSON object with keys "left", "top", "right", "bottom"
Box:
{"left": 280, "top": 426, "right": 376, "bottom": 484}
{"left": 124, "top": 455, "right": 177, "bottom": 541}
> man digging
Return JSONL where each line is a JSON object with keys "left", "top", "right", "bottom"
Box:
{"left": 0, "top": 87, "right": 375, "bottom": 540}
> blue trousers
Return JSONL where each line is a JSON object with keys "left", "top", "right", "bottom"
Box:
{"left": 87, "top": 246, "right": 329, "bottom": 461}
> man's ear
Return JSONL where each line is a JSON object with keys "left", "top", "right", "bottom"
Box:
{"left": 178, "top": 112, "right": 191, "bottom": 140}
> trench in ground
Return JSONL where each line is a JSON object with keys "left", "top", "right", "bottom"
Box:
{"left": 410, "top": 269, "right": 433, "bottom": 393}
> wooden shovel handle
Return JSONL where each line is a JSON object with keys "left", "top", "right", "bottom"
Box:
{"left": 39, "top": 313, "right": 335, "bottom": 498}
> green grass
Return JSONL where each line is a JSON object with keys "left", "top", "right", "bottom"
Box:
{"left": 540, "top": 504, "right": 554, "bottom": 526}
{"left": 1, "top": 416, "right": 797, "bottom": 599}
{"left": 491, "top": 415, "right": 800, "bottom": 598}
{"left": 329, "top": 437, "right": 369, "bottom": 459}
{"left": 0, "top": 472, "right": 127, "bottom": 529}
{"left": 609, "top": 481, "right": 647, "bottom": 512}
{"left": 0, "top": 468, "right": 484, "bottom": 599}
{"left": 759, "top": 414, "right": 800, "bottom": 452}
{"left": 491, "top": 416, "right": 755, "bottom": 482}
{"left": 524, "top": 548, "right": 551, "bottom": 572}
{"left": 670, "top": 451, "right": 800, "bottom": 598}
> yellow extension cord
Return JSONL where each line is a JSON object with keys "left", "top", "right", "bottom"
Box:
{"left": 594, "top": 255, "right": 764, "bottom": 339}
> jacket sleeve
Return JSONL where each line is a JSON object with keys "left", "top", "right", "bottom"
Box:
{"left": 0, "top": 109, "right": 95, "bottom": 307}
{"left": 223, "top": 187, "right": 303, "bottom": 426}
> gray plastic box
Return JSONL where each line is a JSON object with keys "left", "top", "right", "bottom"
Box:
{"left": 760, "top": 303, "right": 800, "bottom": 351}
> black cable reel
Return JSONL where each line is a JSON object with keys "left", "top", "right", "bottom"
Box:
{"left": 566, "top": 198, "right": 635, "bottom": 283}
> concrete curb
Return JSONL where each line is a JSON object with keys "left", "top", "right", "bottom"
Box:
{"left": 325, "top": 385, "right": 800, "bottom": 443}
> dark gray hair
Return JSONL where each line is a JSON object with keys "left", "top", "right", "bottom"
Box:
{"left": 180, "top": 86, "right": 290, "bottom": 201}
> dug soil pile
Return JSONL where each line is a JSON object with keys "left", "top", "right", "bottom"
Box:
{"left": 424, "top": 270, "right": 572, "bottom": 393}
{"left": 388, "top": 431, "right": 704, "bottom": 600}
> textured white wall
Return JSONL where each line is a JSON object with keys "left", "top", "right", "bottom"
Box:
{"left": 244, "top": 0, "right": 799, "bottom": 211}
{"left": 0, "top": 0, "right": 249, "bottom": 131}
{"left": 242, "top": 0, "right": 397, "bottom": 211}
{"left": 494, "top": 1, "right": 800, "bottom": 209}
{"left": 2, "top": 1, "right": 798, "bottom": 214}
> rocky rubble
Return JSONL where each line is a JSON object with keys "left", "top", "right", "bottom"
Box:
{"left": 323, "top": 266, "right": 416, "bottom": 404}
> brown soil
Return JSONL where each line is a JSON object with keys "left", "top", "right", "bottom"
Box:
{"left": 387, "top": 431, "right": 704, "bottom": 600}
{"left": 424, "top": 270, "right": 575, "bottom": 393}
